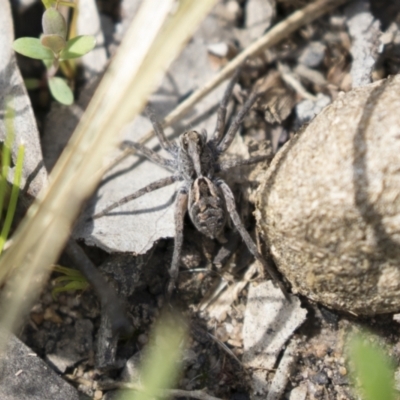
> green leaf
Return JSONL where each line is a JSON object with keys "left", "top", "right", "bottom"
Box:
{"left": 51, "top": 265, "right": 89, "bottom": 299}
{"left": 52, "top": 281, "right": 89, "bottom": 299}
{"left": 60, "top": 35, "right": 96, "bottom": 60}
{"left": 48, "top": 77, "right": 74, "bottom": 105}
{"left": 42, "top": 8, "right": 67, "bottom": 39}
{"left": 41, "top": 34, "right": 66, "bottom": 54}
{"left": 54, "top": 275, "right": 87, "bottom": 284}
{"left": 13, "top": 38, "right": 54, "bottom": 60}
{"left": 24, "top": 78, "right": 41, "bottom": 90}
{"left": 53, "top": 265, "right": 85, "bottom": 277}
{"left": 348, "top": 333, "right": 396, "bottom": 400}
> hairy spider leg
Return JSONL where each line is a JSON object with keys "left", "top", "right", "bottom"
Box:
{"left": 146, "top": 107, "right": 178, "bottom": 155}
{"left": 211, "top": 69, "right": 240, "bottom": 145}
{"left": 91, "top": 175, "right": 181, "bottom": 220}
{"left": 167, "top": 188, "right": 189, "bottom": 296}
{"left": 217, "top": 89, "right": 261, "bottom": 154}
{"left": 217, "top": 154, "right": 273, "bottom": 172}
{"left": 121, "top": 140, "right": 176, "bottom": 172}
{"left": 218, "top": 178, "right": 290, "bottom": 299}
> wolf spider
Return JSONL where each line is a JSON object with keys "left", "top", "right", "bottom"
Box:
{"left": 92, "top": 72, "right": 288, "bottom": 298}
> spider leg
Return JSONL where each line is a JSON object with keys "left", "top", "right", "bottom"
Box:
{"left": 146, "top": 107, "right": 177, "bottom": 154}
{"left": 122, "top": 140, "right": 176, "bottom": 172}
{"left": 217, "top": 154, "right": 272, "bottom": 172}
{"left": 217, "top": 178, "right": 289, "bottom": 299}
{"left": 91, "top": 175, "right": 181, "bottom": 220}
{"left": 217, "top": 89, "right": 261, "bottom": 154}
{"left": 211, "top": 69, "right": 240, "bottom": 145}
{"left": 167, "top": 188, "right": 188, "bottom": 297}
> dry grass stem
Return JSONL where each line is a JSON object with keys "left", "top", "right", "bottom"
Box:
{"left": 0, "top": 0, "right": 218, "bottom": 339}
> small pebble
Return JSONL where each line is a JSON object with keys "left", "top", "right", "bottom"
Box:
{"left": 339, "top": 366, "right": 347, "bottom": 376}
{"left": 208, "top": 42, "right": 230, "bottom": 58}
{"left": 30, "top": 303, "right": 43, "bottom": 313}
{"left": 312, "top": 371, "right": 329, "bottom": 385}
{"left": 393, "top": 313, "right": 400, "bottom": 323}
{"left": 43, "top": 307, "right": 63, "bottom": 324}
{"left": 314, "top": 343, "right": 328, "bottom": 358}
{"left": 30, "top": 312, "right": 44, "bottom": 326}
{"left": 225, "top": 0, "right": 241, "bottom": 21}
{"left": 299, "top": 41, "right": 326, "bottom": 68}
{"left": 93, "top": 390, "right": 103, "bottom": 399}
{"left": 138, "top": 334, "right": 148, "bottom": 345}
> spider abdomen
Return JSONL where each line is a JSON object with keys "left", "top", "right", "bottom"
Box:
{"left": 188, "top": 177, "right": 226, "bottom": 240}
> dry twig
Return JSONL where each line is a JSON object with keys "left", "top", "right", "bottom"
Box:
{"left": 100, "top": 0, "right": 350, "bottom": 177}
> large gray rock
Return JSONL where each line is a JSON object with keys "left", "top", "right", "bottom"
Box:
{"left": 256, "top": 75, "right": 400, "bottom": 315}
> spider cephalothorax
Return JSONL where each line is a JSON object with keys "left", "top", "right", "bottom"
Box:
{"left": 178, "top": 130, "right": 215, "bottom": 179}
{"left": 92, "top": 72, "right": 288, "bottom": 298}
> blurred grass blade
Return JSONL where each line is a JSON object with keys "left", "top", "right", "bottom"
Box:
{"left": 0, "top": 0, "right": 217, "bottom": 341}
{"left": 348, "top": 333, "right": 396, "bottom": 400}
{"left": 120, "top": 314, "right": 186, "bottom": 400}
{"left": 0, "top": 103, "right": 15, "bottom": 221}
{"left": 0, "top": 144, "right": 25, "bottom": 255}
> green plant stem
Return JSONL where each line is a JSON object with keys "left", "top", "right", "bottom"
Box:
{"left": 0, "top": 107, "right": 15, "bottom": 220}
{"left": 0, "top": 145, "right": 25, "bottom": 254}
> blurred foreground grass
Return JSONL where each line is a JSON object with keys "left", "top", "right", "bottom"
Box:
{"left": 119, "top": 313, "right": 186, "bottom": 400}
{"left": 348, "top": 332, "right": 397, "bottom": 400}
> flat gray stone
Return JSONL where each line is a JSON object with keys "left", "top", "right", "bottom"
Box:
{"left": 295, "top": 93, "right": 331, "bottom": 126}
{"left": 345, "top": 0, "right": 381, "bottom": 87}
{"left": 0, "top": 0, "right": 48, "bottom": 199}
{"left": 299, "top": 41, "right": 326, "bottom": 68}
{"left": 0, "top": 332, "right": 79, "bottom": 400}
